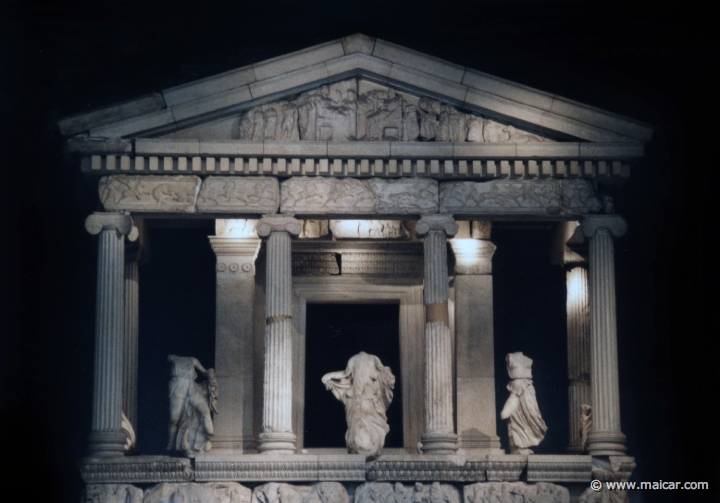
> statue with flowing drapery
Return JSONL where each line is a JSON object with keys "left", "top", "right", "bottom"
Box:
{"left": 322, "top": 352, "right": 395, "bottom": 458}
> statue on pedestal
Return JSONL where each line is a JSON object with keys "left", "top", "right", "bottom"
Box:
{"left": 500, "top": 352, "right": 547, "bottom": 455}
{"left": 166, "top": 355, "right": 218, "bottom": 457}
{"left": 322, "top": 351, "right": 395, "bottom": 458}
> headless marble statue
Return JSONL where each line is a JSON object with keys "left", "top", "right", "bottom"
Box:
{"left": 167, "top": 355, "right": 218, "bottom": 457}
{"left": 322, "top": 352, "right": 395, "bottom": 458}
{"left": 500, "top": 352, "right": 547, "bottom": 455}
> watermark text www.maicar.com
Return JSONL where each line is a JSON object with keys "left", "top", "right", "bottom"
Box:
{"left": 590, "top": 479, "right": 710, "bottom": 491}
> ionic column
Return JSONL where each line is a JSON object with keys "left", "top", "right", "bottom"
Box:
{"left": 85, "top": 212, "right": 135, "bottom": 456}
{"left": 450, "top": 221, "right": 501, "bottom": 452}
{"left": 580, "top": 216, "right": 628, "bottom": 456}
{"left": 122, "top": 237, "right": 142, "bottom": 434}
{"left": 209, "top": 219, "right": 261, "bottom": 453}
{"left": 417, "top": 215, "right": 459, "bottom": 454}
{"left": 566, "top": 264, "right": 591, "bottom": 453}
{"left": 256, "top": 215, "right": 301, "bottom": 454}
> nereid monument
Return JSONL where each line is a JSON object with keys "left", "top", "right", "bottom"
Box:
{"left": 61, "top": 34, "right": 651, "bottom": 502}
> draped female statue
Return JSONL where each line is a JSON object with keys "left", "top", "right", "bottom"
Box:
{"left": 322, "top": 352, "right": 395, "bottom": 458}
{"left": 166, "top": 355, "right": 218, "bottom": 457}
{"left": 500, "top": 352, "right": 547, "bottom": 455}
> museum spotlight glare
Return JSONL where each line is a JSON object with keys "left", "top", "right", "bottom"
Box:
{"left": 567, "top": 267, "right": 587, "bottom": 306}
{"left": 332, "top": 220, "right": 364, "bottom": 236}
{"left": 216, "top": 219, "right": 259, "bottom": 238}
{"left": 451, "top": 238, "right": 484, "bottom": 263}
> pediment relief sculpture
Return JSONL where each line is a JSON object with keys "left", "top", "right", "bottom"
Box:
{"left": 236, "top": 79, "right": 552, "bottom": 143}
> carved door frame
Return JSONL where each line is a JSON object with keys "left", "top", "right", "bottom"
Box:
{"left": 291, "top": 277, "right": 425, "bottom": 453}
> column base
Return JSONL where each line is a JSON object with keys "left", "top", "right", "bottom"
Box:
{"left": 257, "top": 431, "right": 297, "bottom": 454}
{"left": 87, "top": 430, "right": 126, "bottom": 457}
{"left": 587, "top": 430, "right": 626, "bottom": 456}
{"left": 420, "top": 431, "right": 458, "bottom": 454}
{"left": 565, "top": 444, "right": 584, "bottom": 454}
{"left": 211, "top": 435, "right": 257, "bottom": 454}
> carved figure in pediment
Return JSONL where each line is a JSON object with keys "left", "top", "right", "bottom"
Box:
{"left": 418, "top": 97, "right": 441, "bottom": 140}
{"left": 500, "top": 352, "right": 547, "bottom": 455}
{"left": 280, "top": 104, "right": 299, "bottom": 141}
{"left": 402, "top": 104, "right": 420, "bottom": 141}
{"left": 296, "top": 85, "right": 357, "bottom": 141}
{"left": 238, "top": 114, "right": 254, "bottom": 140}
{"left": 467, "top": 117, "right": 485, "bottom": 142}
{"left": 437, "top": 104, "right": 467, "bottom": 142}
{"left": 481, "top": 119, "right": 511, "bottom": 142}
{"left": 505, "top": 124, "right": 547, "bottom": 142}
{"left": 322, "top": 352, "right": 395, "bottom": 457}
{"left": 262, "top": 105, "right": 278, "bottom": 140}
{"left": 358, "top": 88, "right": 403, "bottom": 141}
{"left": 251, "top": 109, "right": 266, "bottom": 141}
{"left": 167, "top": 355, "right": 218, "bottom": 457}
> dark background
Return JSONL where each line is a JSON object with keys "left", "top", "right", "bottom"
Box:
{"left": 1, "top": 1, "right": 714, "bottom": 501}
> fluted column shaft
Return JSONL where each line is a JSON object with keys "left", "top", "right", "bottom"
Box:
{"left": 256, "top": 216, "right": 301, "bottom": 454}
{"left": 85, "top": 212, "right": 134, "bottom": 456}
{"left": 123, "top": 257, "right": 139, "bottom": 431}
{"left": 581, "top": 216, "right": 627, "bottom": 456}
{"left": 417, "top": 215, "right": 459, "bottom": 454}
{"left": 566, "top": 265, "right": 591, "bottom": 453}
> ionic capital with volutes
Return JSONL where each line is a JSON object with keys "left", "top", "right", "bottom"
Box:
{"left": 580, "top": 215, "right": 628, "bottom": 239}
{"left": 85, "top": 212, "right": 135, "bottom": 237}
{"left": 415, "top": 215, "right": 459, "bottom": 237}
{"left": 256, "top": 215, "right": 301, "bottom": 237}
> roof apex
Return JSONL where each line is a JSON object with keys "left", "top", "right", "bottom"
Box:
{"left": 58, "top": 34, "right": 654, "bottom": 143}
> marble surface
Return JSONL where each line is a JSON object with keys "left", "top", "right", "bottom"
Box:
{"left": 323, "top": 352, "right": 395, "bottom": 458}
{"left": 167, "top": 355, "right": 218, "bottom": 457}
{"left": 500, "top": 353, "right": 547, "bottom": 455}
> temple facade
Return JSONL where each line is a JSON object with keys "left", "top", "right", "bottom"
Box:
{"left": 61, "top": 34, "right": 652, "bottom": 503}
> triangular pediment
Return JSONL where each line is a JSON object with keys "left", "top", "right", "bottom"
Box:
{"left": 58, "top": 34, "right": 653, "bottom": 145}
{"left": 159, "top": 78, "right": 557, "bottom": 144}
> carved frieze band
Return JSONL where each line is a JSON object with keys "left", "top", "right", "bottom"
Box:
{"left": 194, "top": 457, "right": 366, "bottom": 482}
{"left": 99, "top": 175, "right": 201, "bottom": 213}
{"left": 465, "top": 482, "right": 570, "bottom": 503}
{"left": 96, "top": 176, "right": 602, "bottom": 217}
{"left": 280, "top": 177, "right": 438, "bottom": 215}
{"left": 485, "top": 455, "right": 526, "bottom": 482}
{"left": 526, "top": 455, "right": 593, "bottom": 483}
{"left": 439, "top": 179, "right": 602, "bottom": 216}
{"left": 197, "top": 176, "right": 279, "bottom": 213}
{"left": 367, "top": 457, "right": 487, "bottom": 482}
{"left": 80, "top": 457, "right": 193, "bottom": 483}
{"left": 329, "top": 219, "right": 410, "bottom": 239}
{"left": 79, "top": 454, "right": 609, "bottom": 486}
{"left": 357, "top": 482, "right": 460, "bottom": 503}
{"left": 292, "top": 253, "right": 340, "bottom": 276}
{"left": 340, "top": 252, "right": 423, "bottom": 276}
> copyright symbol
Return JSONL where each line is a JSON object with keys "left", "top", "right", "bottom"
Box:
{"left": 591, "top": 480, "right": 603, "bottom": 492}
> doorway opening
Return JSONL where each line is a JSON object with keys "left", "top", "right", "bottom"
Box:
{"left": 303, "top": 303, "right": 403, "bottom": 449}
